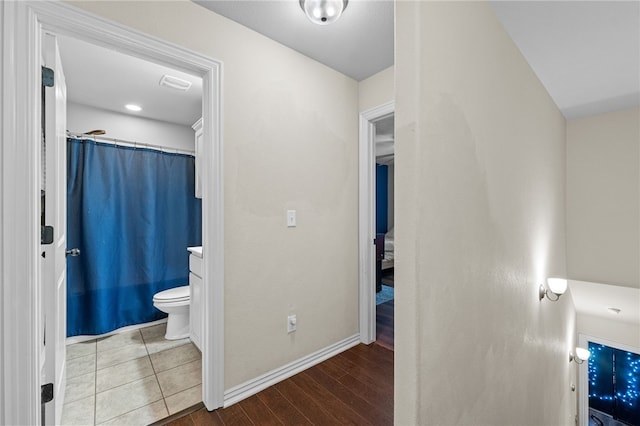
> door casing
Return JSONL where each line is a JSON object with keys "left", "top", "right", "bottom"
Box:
{"left": 0, "top": 2, "right": 224, "bottom": 424}
{"left": 358, "top": 101, "right": 394, "bottom": 344}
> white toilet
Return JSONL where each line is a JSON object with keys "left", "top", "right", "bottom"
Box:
{"left": 153, "top": 285, "right": 190, "bottom": 340}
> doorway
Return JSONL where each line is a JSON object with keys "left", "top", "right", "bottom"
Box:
{"left": 55, "top": 33, "right": 204, "bottom": 424}
{"left": 373, "top": 115, "right": 395, "bottom": 350}
{"left": 358, "top": 101, "right": 394, "bottom": 345}
{"left": 0, "top": 2, "right": 223, "bottom": 424}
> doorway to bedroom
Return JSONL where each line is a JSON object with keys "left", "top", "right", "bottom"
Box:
{"left": 374, "top": 114, "right": 394, "bottom": 350}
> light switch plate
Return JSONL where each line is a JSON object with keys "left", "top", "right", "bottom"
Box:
{"left": 287, "top": 210, "right": 296, "bottom": 227}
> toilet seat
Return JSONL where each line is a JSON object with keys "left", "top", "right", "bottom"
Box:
{"left": 153, "top": 285, "right": 190, "bottom": 303}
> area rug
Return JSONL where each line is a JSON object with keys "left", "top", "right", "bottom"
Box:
{"left": 376, "top": 284, "right": 394, "bottom": 305}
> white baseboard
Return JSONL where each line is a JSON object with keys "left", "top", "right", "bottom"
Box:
{"left": 223, "top": 334, "right": 361, "bottom": 407}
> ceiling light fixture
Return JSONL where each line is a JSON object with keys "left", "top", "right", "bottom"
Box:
{"left": 299, "top": 0, "right": 348, "bottom": 25}
{"left": 125, "top": 104, "right": 142, "bottom": 112}
{"left": 539, "top": 278, "right": 567, "bottom": 302}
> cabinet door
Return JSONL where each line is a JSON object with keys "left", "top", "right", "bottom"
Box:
{"left": 189, "top": 272, "right": 202, "bottom": 351}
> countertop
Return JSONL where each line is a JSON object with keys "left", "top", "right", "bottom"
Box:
{"left": 187, "top": 246, "right": 202, "bottom": 258}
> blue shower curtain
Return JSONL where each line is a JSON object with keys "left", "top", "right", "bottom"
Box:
{"left": 66, "top": 138, "right": 202, "bottom": 337}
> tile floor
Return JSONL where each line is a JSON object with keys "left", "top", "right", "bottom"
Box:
{"left": 62, "top": 323, "right": 202, "bottom": 425}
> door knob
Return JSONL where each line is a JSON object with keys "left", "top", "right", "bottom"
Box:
{"left": 65, "top": 248, "right": 80, "bottom": 257}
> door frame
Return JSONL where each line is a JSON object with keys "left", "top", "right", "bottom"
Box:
{"left": 0, "top": 2, "right": 224, "bottom": 424}
{"left": 358, "top": 101, "right": 394, "bottom": 344}
{"left": 577, "top": 333, "right": 640, "bottom": 426}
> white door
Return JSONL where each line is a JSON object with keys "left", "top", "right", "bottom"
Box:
{"left": 42, "top": 32, "right": 68, "bottom": 426}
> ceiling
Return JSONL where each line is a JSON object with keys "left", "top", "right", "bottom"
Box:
{"left": 194, "top": 0, "right": 639, "bottom": 120}
{"left": 490, "top": 1, "right": 640, "bottom": 119}
{"left": 569, "top": 280, "right": 640, "bottom": 326}
{"left": 194, "top": 0, "right": 394, "bottom": 81}
{"left": 57, "top": 35, "right": 202, "bottom": 127}
{"left": 57, "top": 2, "right": 639, "bottom": 125}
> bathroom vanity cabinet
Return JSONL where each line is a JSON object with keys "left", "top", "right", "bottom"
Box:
{"left": 188, "top": 246, "right": 203, "bottom": 351}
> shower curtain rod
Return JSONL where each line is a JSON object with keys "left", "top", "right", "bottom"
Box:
{"left": 66, "top": 131, "right": 195, "bottom": 156}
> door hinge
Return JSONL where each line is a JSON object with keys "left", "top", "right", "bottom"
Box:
{"left": 42, "top": 66, "right": 54, "bottom": 87}
{"left": 41, "top": 383, "right": 54, "bottom": 404}
{"left": 41, "top": 225, "right": 54, "bottom": 245}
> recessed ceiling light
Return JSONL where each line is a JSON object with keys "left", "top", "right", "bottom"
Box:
{"left": 125, "top": 104, "right": 142, "bottom": 112}
{"left": 607, "top": 307, "right": 621, "bottom": 315}
{"left": 159, "top": 74, "right": 192, "bottom": 92}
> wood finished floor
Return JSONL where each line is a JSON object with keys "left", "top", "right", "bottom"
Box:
{"left": 375, "top": 300, "right": 394, "bottom": 351}
{"left": 163, "top": 343, "right": 393, "bottom": 426}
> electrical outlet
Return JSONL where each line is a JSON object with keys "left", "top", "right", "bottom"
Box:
{"left": 287, "top": 314, "right": 297, "bottom": 333}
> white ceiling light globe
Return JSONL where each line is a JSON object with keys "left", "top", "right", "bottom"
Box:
{"left": 300, "top": 0, "right": 348, "bottom": 25}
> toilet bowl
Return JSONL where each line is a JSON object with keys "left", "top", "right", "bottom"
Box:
{"left": 153, "top": 285, "right": 190, "bottom": 340}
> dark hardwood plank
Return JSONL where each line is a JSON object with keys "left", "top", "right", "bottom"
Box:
{"left": 257, "top": 386, "right": 311, "bottom": 426}
{"left": 311, "top": 352, "right": 350, "bottom": 379}
{"left": 370, "top": 341, "right": 394, "bottom": 359}
{"left": 315, "top": 359, "right": 393, "bottom": 412}
{"left": 274, "top": 379, "right": 341, "bottom": 425}
{"left": 334, "top": 368, "right": 394, "bottom": 414}
{"left": 165, "top": 344, "right": 394, "bottom": 426}
{"left": 329, "top": 353, "right": 394, "bottom": 394}
{"left": 237, "top": 394, "right": 283, "bottom": 426}
{"left": 323, "top": 356, "right": 392, "bottom": 395}
{"left": 291, "top": 372, "right": 373, "bottom": 425}
{"left": 350, "top": 343, "right": 393, "bottom": 370}
{"left": 376, "top": 299, "right": 394, "bottom": 350}
{"left": 216, "top": 403, "right": 254, "bottom": 426}
{"left": 164, "top": 416, "right": 195, "bottom": 426}
{"left": 190, "top": 408, "right": 225, "bottom": 426}
{"left": 305, "top": 363, "right": 393, "bottom": 426}
{"left": 337, "top": 350, "right": 393, "bottom": 385}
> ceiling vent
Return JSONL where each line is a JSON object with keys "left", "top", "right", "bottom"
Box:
{"left": 159, "top": 74, "right": 192, "bottom": 92}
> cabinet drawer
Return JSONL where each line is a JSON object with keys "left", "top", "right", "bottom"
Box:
{"left": 189, "top": 254, "right": 202, "bottom": 278}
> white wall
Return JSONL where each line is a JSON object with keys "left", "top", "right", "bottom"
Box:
{"left": 67, "top": 102, "right": 194, "bottom": 151}
{"left": 358, "top": 66, "right": 393, "bottom": 112}
{"left": 578, "top": 313, "right": 640, "bottom": 349}
{"left": 567, "top": 108, "right": 640, "bottom": 289}
{"left": 68, "top": 0, "right": 359, "bottom": 390}
{"left": 395, "top": 2, "right": 575, "bottom": 424}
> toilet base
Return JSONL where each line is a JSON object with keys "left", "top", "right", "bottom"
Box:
{"left": 164, "top": 310, "right": 190, "bottom": 340}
